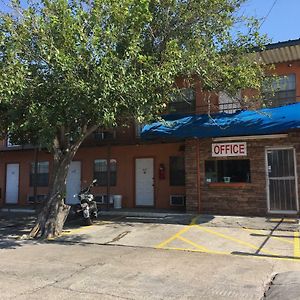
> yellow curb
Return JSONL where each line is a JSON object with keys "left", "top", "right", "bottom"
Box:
{"left": 294, "top": 232, "right": 300, "bottom": 258}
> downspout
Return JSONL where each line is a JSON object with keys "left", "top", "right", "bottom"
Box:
{"left": 33, "top": 146, "right": 39, "bottom": 209}
{"left": 106, "top": 143, "right": 111, "bottom": 210}
{"left": 196, "top": 139, "right": 201, "bottom": 213}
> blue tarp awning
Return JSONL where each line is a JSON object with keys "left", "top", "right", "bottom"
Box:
{"left": 141, "top": 103, "right": 300, "bottom": 140}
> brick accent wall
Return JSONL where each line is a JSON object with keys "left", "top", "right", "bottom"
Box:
{"left": 185, "top": 132, "right": 300, "bottom": 216}
{"left": 185, "top": 140, "right": 199, "bottom": 212}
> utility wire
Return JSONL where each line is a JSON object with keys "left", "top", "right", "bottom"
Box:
{"left": 260, "top": 0, "right": 278, "bottom": 28}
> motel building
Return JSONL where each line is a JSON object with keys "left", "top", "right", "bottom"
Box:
{"left": 1, "top": 39, "right": 300, "bottom": 217}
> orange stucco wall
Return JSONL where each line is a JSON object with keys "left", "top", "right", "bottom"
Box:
{"left": 0, "top": 142, "right": 186, "bottom": 209}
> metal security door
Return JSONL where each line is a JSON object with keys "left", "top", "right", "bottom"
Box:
{"left": 135, "top": 158, "right": 154, "bottom": 206}
{"left": 66, "top": 161, "right": 81, "bottom": 204}
{"left": 5, "top": 163, "right": 19, "bottom": 204}
{"left": 266, "top": 148, "right": 298, "bottom": 213}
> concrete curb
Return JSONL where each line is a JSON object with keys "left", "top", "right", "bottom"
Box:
{"left": 99, "top": 210, "right": 194, "bottom": 218}
{"left": 0, "top": 208, "right": 36, "bottom": 214}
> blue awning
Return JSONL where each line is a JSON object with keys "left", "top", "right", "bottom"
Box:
{"left": 141, "top": 103, "right": 300, "bottom": 140}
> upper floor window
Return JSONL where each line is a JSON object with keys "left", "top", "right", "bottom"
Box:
{"left": 6, "top": 134, "right": 20, "bottom": 147}
{"left": 30, "top": 161, "right": 49, "bottom": 187}
{"left": 94, "top": 159, "right": 117, "bottom": 186}
{"left": 218, "top": 91, "right": 241, "bottom": 114}
{"left": 169, "top": 88, "right": 196, "bottom": 114}
{"left": 264, "top": 74, "right": 296, "bottom": 108}
{"left": 93, "top": 129, "right": 116, "bottom": 141}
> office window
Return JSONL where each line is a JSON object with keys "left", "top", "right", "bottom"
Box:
{"left": 30, "top": 161, "right": 49, "bottom": 187}
{"left": 169, "top": 88, "right": 196, "bottom": 113}
{"left": 94, "top": 159, "right": 117, "bottom": 186}
{"left": 205, "top": 160, "right": 251, "bottom": 183}
{"left": 264, "top": 74, "right": 296, "bottom": 107}
{"left": 170, "top": 156, "right": 185, "bottom": 186}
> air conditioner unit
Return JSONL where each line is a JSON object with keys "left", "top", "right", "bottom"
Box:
{"left": 94, "top": 195, "right": 114, "bottom": 204}
{"left": 170, "top": 195, "right": 185, "bottom": 206}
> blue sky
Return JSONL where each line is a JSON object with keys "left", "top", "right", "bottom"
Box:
{"left": 0, "top": 0, "right": 299, "bottom": 43}
{"left": 242, "top": 0, "right": 300, "bottom": 43}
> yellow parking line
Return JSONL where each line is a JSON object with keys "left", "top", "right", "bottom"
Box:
{"left": 190, "top": 216, "right": 199, "bottom": 225}
{"left": 162, "top": 246, "right": 230, "bottom": 256}
{"left": 177, "top": 236, "right": 209, "bottom": 251}
{"left": 156, "top": 226, "right": 191, "bottom": 248}
{"left": 243, "top": 228, "right": 294, "bottom": 245}
{"left": 62, "top": 225, "right": 95, "bottom": 236}
{"left": 155, "top": 216, "right": 199, "bottom": 248}
{"left": 196, "top": 225, "right": 278, "bottom": 257}
{"left": 294, "top": 232, "right": 300, "bottom": 258}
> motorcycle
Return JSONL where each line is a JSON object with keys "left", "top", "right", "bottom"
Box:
{"left": 70, "top": 179, "right": 98, "bottom": 225}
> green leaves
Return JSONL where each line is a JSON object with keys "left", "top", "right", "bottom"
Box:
{"left": 0, "top": 0, "right": 269, "bottom": 149}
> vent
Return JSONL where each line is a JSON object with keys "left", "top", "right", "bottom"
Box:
{"left": 170, "top": 195, "right": 185, "bottom": 206}
{"left": 94, "top": 195, "right": 114, "bottom": 204}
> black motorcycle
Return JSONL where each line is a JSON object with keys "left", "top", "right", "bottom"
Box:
{"left": 70, "top": 179, "right": 98, "bottom": 225}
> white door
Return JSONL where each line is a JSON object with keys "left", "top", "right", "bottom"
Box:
{"left": 135, "top": 158, "right": 154, "bottom": 206}
{"left": 66, "top": 161, "right": 81, "bottom": 204}
{"left": 5, "top": 163, "right": 19, "bottom": 204}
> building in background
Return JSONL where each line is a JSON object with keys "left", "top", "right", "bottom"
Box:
{"left": 1, "top": 38, "right": 300, "bottom": 217}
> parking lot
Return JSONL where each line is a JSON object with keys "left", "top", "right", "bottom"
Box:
{"left": 1, "top": 212, "right": 300, "bottom": 299}
{"left": 58, "top": 214, "right": 300, "bottom": 262}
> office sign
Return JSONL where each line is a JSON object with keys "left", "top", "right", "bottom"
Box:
{"left": 212, "top": 142, "right": 247, "bottom": 157}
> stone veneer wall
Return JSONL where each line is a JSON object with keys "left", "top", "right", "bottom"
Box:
{"left": 185, "top": 132, "right": 300, "bottom": 216}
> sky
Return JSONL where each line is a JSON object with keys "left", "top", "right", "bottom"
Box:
{"left": 241, "top": 0, "right": 300, "bottom": 43}
{"left": 0, "top": 0, "right": 299, "bottom": 44}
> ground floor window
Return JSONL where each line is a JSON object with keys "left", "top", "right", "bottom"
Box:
{"left": 30, "top": 161, "right": 49, "bottom": 187}
{"left": 94, "top": 159, "right": 117, "bottom": 186}
{"left": 205, "top": 159, "right": 251, "bottom": 183}
{"left": 169, "top": 156, "right": 185, "bottom": 186}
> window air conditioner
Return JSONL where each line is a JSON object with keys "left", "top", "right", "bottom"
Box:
{"left": 170, "top": 195, "right": 185, "bottom": 206}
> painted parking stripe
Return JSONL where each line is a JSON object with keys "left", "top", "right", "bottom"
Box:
{"left": 294, "top": 232, "right": 300, "bottom": 258}
{"left": 156, "top": 226, "right": 191, "bottom": 248}
{"left": 62, "top": 225, "right": 96, "bottom": 236}
{"left": 243, "top": 228, "right": 294, "bottom": 245}
{"left": 162, "top": 246, "right": 230, "bottom": 256}
{"left": 156, "top": 216, "right": 198, "bottom": 249}
{"left": 196, "top": 225, "right": 279, "bottom": 257}
{"left": 177, "top": 236, "right": 209, "bottom": 252}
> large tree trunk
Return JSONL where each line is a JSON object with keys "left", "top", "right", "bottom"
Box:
{"left": 29, "top": 151, "right": 74, "bottom": 239}
{"left": 29, "top": 125, "right": 98, "bottom": 239}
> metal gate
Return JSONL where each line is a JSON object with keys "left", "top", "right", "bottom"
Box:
{"left": 266, "top": 148, "right": 299, "bottom": 213}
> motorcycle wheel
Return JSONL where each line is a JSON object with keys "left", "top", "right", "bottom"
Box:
{"left": 83, "top": 217, "right": 93, "bottom": 226}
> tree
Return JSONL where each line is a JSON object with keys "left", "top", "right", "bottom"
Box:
{"left": 0, "top": 0, "right": 269, "bottom": 238}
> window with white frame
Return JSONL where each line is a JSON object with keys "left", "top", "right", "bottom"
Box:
{"left": 218, "top": 91, "right": 241, "bottom": 113}
{"left": 169, "top": 88, "right": 196, "bottom": 113}
{"left": 264, "top": 74, "right": 296, "bottom": 107}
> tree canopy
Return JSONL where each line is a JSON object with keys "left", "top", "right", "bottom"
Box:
{"left": 0, "top": 0, "right": 268, "bottom": 149}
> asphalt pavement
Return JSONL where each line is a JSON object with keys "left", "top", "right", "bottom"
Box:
{"left": 0, "top": 212, "right": 300, "bottom": 299}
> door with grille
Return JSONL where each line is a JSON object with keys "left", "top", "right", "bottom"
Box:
{"left": 266, "top": 148, "right": 298, "bottom": 213}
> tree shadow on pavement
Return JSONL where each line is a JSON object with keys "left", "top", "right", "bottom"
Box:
{"left": 0, "top": 213, "right": 36, "bottom": 249}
